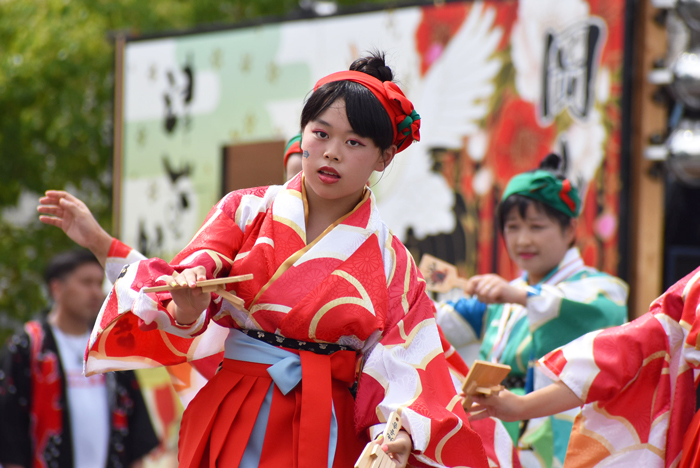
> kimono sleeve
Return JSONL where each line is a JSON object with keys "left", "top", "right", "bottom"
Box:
{"left": 527, "top": 273, "right": 628, "bottom": 359}
{"left": 86, "top": 191, "right": 257, "bottom": 374}
{"left": 435, "top": 296, "right": 486, "bottom": 352}
{"left": 681, "top": 268, "right": 700, "bottom": 367}
{"left": 110, "top": 198, "right": 243, "bottom": 337}
{"left": 105, "top": 238, "right": 147, "bottom": 284}
{"left": 355, "top": 242, "right": 488, "bottom": 468}
{"left": 538, "top": 313, "right": 670, "bottom": 404}
{"left": 539, "top": 269, "right": 695, "bottom": 404}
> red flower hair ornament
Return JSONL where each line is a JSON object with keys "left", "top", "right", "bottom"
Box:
{"left": 314, "top": 71, "right": 421, "bottom": 153}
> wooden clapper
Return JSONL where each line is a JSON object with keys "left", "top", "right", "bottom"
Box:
{"left": 142, "top": 274, "right": 253, "bottom": 310}
{"left": 355, "top": 411, "right": 402, "bottom": 468}
{"left": 418, "top": 253, "right": 469, "bottom": 294}
{"left": 462, "top": 360, "right": 511, "bottom": 412}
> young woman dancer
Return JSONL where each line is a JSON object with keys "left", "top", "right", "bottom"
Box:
{"left": 80, "top": 54, "right": 489, "bottom": 468}
{"left": 436, "top": 155, "right": 628, "bottom": 466}
{"left": 38, "top": 189, "right": 520, "bottom": 468}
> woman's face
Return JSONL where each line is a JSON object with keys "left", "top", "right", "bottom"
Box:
{"left": 301, "top": 98, "right": 395, "bottom": 204}
{"left": 502, "top": 203, "right": 576, "bottom": 284}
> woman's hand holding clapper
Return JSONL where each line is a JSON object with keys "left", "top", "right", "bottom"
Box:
{"left": 355, "top": 411, "right": 412, "bottom": 467}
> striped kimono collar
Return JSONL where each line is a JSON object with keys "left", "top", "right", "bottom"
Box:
{"left": 522, "top": 247, "right": 587, "bottom": 287}
{"left": 489, "top": 248, "right": 588, "bottom": 364}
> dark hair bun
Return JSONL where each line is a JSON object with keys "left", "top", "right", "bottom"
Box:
{"left": 539, "top": 153, "right": 566, "bottom": 177}
{"left": 349, "top": 52, "right": 393, "bottom": 82}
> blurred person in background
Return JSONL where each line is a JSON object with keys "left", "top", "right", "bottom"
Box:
{"left": 436, "top": 154, "right": 628, "bottom": 467}
{"left": 283, "top": 133, "right": 303, "bottom": 181}
{"left": 0, "top": 249, "right": 158, "bottom": 468}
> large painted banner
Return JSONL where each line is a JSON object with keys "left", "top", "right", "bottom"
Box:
{"left": 119, "top": 0, "right": 626, "bottom": 280}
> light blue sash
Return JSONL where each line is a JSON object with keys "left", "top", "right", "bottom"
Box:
{"left": 224, "top": 329, "right": 338, "bottom": 468}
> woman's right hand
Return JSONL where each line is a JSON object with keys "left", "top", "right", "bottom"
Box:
{"left": 467, "top": 388, "right": 524, "bottom": 422}
{"left": 381, "top": 430, "right": 412, "bottom": 467}
{"left": 468, "top": 381, "right": 584, "bottom": 423}
{"left": 465, "top": 274, "right": 528, "bottom": 306}
{"left": 167, "top": 266, "right": 211, "bottom": 325}
{"left": 38, "top": 190, "right": 113, "bottom": 267}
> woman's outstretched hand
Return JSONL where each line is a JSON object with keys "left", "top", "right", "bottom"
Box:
{"left": 466, "top": 380, "right": 584, "bottom": 423}
{"left": 467, "top": 388, "right": 524, "bottom": 422}
{"left": 166, "top": 266, "right": 212, "bottom": 325}
{"left": 37, "top": 190, "right": 113, "bottom": 266}
{"left": 465, "top": 274, "right": 528, "bottom": 306}
{"left": 381, "top": 430, "right": 412, "bottom": 467}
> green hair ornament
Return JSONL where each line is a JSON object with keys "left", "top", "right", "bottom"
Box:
{"left": 501, "top": 170, "right": 581, "bottom": 218}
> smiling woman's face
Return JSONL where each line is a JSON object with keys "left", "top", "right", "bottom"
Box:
{"left": 502, "top": 203, "right": 576, "bottom": 284}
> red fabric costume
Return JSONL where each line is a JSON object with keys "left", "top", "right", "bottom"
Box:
{"left": 86, "top": 175, "right": 489, "bottom": 468}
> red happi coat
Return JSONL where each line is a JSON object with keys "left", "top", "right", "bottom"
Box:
{"left": 539, "top": 267, "right": 700, "bottom": 467}
{"left": 86, "top": 174, "right": 488, "bottom": 468}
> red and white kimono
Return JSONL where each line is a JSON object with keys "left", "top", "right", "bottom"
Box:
{"left": 539, "top": 267, "right": 700, "bottom": 467}
{"left": 104, "top": 222, "right": 520, "bottom": 468}
{"left": 86, "top": 174, "right": 489, "bottom": 468}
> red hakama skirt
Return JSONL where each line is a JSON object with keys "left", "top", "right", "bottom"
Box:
{"left": 178, "top": 349, "right": 367, "bottom": 468}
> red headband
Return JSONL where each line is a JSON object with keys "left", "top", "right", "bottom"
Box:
{"left": 313, "top": 71, "right": 420, "bottom": 153}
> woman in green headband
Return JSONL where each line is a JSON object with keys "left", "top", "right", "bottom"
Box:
{"left": 436, "top": 154, "right": 629, "bottom": 467}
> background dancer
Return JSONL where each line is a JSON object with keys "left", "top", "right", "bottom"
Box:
{"left": 436, "top": 154, "right": 628, "bottom": 466}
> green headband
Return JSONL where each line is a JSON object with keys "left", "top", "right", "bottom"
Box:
{"left": 284, "top": 134, "right": 302, "bottom": 155}
{"left": 283, "top": 134, "right": 303, "bottom": 166}
{"left": 501, "top": 170, "right": 581, "bottom": 218}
